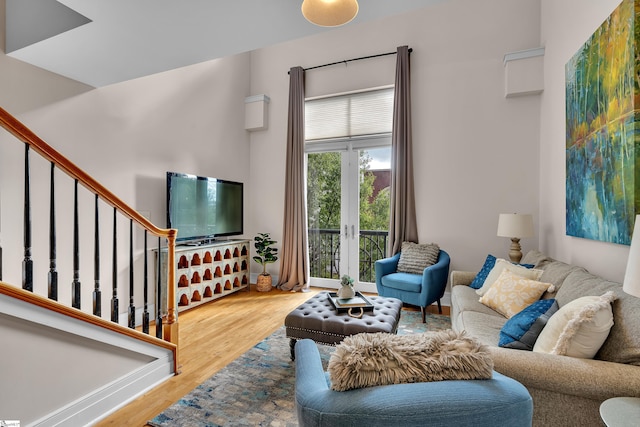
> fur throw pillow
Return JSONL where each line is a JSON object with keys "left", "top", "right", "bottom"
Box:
{"left": 328, "top": 329, "right": 494, "bottom": 391}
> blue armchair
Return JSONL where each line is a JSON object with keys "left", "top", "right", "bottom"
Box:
{"left": 294, "top": 339, "right": 533, "bottom": 427}
{"left": 375, "top": 249, "right": 450, "bottom": 322}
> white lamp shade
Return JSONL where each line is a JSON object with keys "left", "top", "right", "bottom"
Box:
{"left": 497, "top": 213, "right": 534, "bottom": 238}
{"left": 623, "top": 215, "right": 640, "bottom": 298}
{"left": 301, "top": 0, "right": 359, "bottom": 27}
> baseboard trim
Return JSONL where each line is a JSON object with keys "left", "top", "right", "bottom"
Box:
{"left": 31, "top": 356, "right": 174, "bottom": 427}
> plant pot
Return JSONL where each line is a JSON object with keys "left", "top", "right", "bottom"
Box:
{"left": 337, "top": 285, "right": 355, "bottom": 298}
{"left": 256, "top": 274, "right": 273, "bottom": 292}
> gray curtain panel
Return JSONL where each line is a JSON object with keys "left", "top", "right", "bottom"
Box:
{"left": 389, "top": 45, "right": 418, "bottom": 255}
{"left": 277, "top": 66, "right": 309, "bottom": 292}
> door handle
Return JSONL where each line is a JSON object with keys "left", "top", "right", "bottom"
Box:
{"left": 352, "top": 225, "right": 355, "bottom": 239}
{"left": 344, "top": 224, "right": 348, "bottom": 238}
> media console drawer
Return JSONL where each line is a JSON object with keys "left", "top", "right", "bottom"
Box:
{"left": 158, "top": 239, "right": 250, "bottom": 312}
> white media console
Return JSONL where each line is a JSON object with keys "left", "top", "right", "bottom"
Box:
{"left": 158, "top": 239, "right": 250, "bottom": 312}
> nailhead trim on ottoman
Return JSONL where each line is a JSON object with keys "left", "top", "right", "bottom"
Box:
{"left": 285, "top": 292, "right": 403, "bottom": 359}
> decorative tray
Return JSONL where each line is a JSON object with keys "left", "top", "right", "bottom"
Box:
{"left": 327, "top": 291, "right": 375, "bottom": 313}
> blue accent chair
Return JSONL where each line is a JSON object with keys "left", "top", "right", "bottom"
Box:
{"left": 375, "top": 249, "right": 450, "bottom": 322}
{"left": 294, "top": 339, "right": 533, "bottom": 427}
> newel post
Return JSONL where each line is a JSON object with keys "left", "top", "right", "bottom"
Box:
{"left": 164, "top": 229, "right": 179, "bottom": 369}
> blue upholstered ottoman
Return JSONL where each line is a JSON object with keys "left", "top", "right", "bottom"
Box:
{"left": 294, "top": 339, "right": 533, "bottom": 427}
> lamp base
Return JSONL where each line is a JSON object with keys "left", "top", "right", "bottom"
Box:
{"left": 508, "top": 238, "right": 523, "bottom": 263}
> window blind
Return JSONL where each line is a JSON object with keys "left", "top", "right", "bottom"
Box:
{"left": 305, "top": 87, "right": 394, "bottom": 142}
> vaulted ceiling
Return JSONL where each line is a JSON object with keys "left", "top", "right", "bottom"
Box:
{"left": 5, "top": 0, "right": 446, "bottom": 88}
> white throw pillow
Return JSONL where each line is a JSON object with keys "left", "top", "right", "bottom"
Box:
{"left": 533, "top": 291, "right": 616, "bottom": 359}
{"left": 476, "top": 258, "right": 543, "bottom": 296}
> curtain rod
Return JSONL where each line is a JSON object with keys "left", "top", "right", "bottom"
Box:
{"left": 288, "top": 48, "right": 412, "bottom": 74}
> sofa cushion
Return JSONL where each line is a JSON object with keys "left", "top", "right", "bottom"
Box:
{"left": 479, "top": 269, "right": 555, "bottom": 318}
{"left": 328, "top": 330, "right": 493, "bottom": 391}
{"left": 556, "top": 269, "right": 640, "bottom": 365}
{"left": 520, "top": 250, "right": 554, "bottom": 268}
{"left": 521, "top": 250, "right": 589, "bottom": 296}
{"left": 499, "top": 299, "right": 559, "bottom": 350}
{"left": 533, "top": 292, "right": 615, "bottom": 359}
{"left": 476, "top": 259, "right": 543, "bottom": 296}
{"left": 453, "top": 310, "right": 505, "bottom": 346}
{"left": 381, "top": 272, "right": 422, "bottom": 293}
{"left": 396, "top": 242, "right": 440, "bottom": 274}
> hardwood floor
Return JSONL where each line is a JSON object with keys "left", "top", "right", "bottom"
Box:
{"left": 95, "top": 286, "right": 450, "bottom": 426}
{"left": 95, "top": 285, "right": 322, "bottom": 426}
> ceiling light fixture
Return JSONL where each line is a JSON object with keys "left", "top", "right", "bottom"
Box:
{"left": 301, "top": 0, "right": 359, "bottom": 27}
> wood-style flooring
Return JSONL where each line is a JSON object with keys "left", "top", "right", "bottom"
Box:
{"left": 95, "top": 285, "right": 449, "bottom": 426}
{"left": 95, "top": 285, "right": 321, "bottom": 426}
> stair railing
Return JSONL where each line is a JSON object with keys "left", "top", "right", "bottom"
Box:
{"left": 0, "top": 106, "right": 178, "bottom": 369}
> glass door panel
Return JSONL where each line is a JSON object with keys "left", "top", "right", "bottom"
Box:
{"left": 307, "top": 151, "right": 342, "bottom": 288}
{"left": 307, "top": 145, "right": 391, "bottom": 292}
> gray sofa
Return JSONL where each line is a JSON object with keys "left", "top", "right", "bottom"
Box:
{"left": 450, "top": 250, "right": 640, "bottom": 426}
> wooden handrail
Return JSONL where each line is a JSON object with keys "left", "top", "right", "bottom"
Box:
{"left": 0, "top": 281, "right": 178, "bottom": 373}
{"left": 0, "top": 107, "right": 170, "bottom": 236}
{"left": 0, "top": 106, "right": 178, "bottom": 359}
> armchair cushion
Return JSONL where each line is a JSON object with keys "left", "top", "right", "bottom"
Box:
{"left": 397, "top": 241, "right": 440, "bottom": 274}
{"left": 380, "top": 272, "right": 422, "bottom": 293}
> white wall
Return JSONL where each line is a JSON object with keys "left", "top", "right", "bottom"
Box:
{"left": 248, "top": 0, "right": 542, "bottom": 278}
{"left": 0, "top": 0, "right": 93, "bottom": 114}
{"left": 0, "top": 48, "right": 252, "bottom": 314}
{"left": 6, "top": 0, "right": 629, "bottom": 299}
{"left": 540, "top": 0, "right": 628, "bottom": 282}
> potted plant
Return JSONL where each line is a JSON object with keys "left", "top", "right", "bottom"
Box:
{"left": 337, "top": 274, "right": 356, "bottom": 298}
{"left": 253, "top": 232, "right": 278, "bottom": 292}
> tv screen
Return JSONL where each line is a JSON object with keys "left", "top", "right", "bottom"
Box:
{"left": 167, "top": 172, "right": 243, "bottom": 243}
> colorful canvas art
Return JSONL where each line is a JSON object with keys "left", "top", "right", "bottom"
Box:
{"left": 565, "top": 0, "right": 639, "bottom": 245}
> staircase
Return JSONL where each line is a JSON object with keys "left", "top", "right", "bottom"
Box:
{"left": 0, "top": 107, "right": 179, "bottom": 426}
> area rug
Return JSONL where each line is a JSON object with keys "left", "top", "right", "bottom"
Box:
{"left": 147, "top": 310, "right": 451, "bottom": 427}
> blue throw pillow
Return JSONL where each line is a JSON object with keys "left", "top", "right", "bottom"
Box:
{"left": 469, "top": 254, "right": 535, "bottom": 290}
{"left": 499, "top": 299, "right": 559, "bottom": 350}
{"left": 469, "top": 254, "right": 497, "bottom": 289}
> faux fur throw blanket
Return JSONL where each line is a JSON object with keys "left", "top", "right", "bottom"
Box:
{"left": 328, "top": 329, "right": 494, "bottom": 391}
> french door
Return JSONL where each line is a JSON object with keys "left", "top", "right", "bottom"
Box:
{"left": 306, "top": 137, "right": 390, "bottom": 293}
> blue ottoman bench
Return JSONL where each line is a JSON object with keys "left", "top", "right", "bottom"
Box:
{"left": 294, "top": 338, "right": 533, "bottom": 427}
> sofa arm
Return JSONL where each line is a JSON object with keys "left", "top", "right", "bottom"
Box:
{"left": 490, "top": 346, "right": 640, "bottom": 400}
{"left": 451, "top": 270, "right": 476, "bottom": 287}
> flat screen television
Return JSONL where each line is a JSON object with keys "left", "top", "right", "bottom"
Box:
{"left": 166, "top": 172, "right": 243, "bottom": 243}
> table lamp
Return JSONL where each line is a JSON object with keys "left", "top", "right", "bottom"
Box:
{"left": 497, "top": 213, "right": 534, "bottom": 263}
{"left": 623, "top": 214, "right": 640, "bottom": 298}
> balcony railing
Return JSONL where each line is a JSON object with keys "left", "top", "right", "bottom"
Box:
{"left": 308, "top": 228, "right": 388, "bottom": 283}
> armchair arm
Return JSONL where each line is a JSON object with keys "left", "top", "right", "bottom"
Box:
{"left": 420, "top": 250, "right": 450, "bottom": 301}
{"left": 375, "top": 253, "right": 401, "bottom": 286}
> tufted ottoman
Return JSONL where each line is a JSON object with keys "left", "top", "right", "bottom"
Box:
{"left": 285, "top": 292, "right": 403, "bottom": 359}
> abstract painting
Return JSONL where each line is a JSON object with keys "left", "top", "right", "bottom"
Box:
{"left": 566, "top": 0, "right": 639, "bottom": 245}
